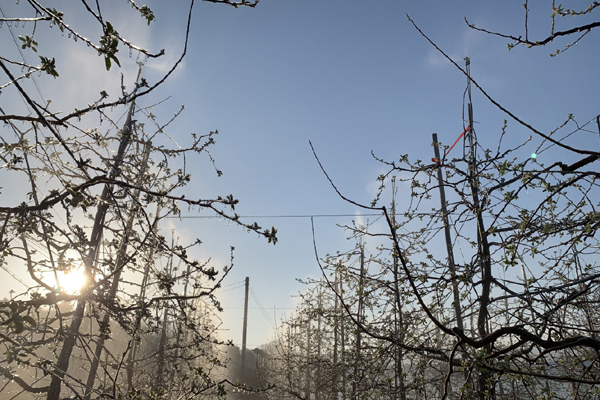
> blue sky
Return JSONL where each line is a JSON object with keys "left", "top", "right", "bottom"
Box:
{"left": 1, "top": 0, "right": 598, "bottom": 348}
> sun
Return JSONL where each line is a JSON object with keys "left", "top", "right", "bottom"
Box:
{"left": 56, "top": 267, "right": 87, "bottom": 294}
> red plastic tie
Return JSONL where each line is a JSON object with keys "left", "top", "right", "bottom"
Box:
{"left": 443, "top": 126, "right": 470, "bottom": 160}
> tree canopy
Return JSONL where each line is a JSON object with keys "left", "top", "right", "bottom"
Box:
{"left": 0, "top": 1, "right": 274, "bottom": 399}
{"left": 262, "top": 3, "right": 600, "bottom": 399}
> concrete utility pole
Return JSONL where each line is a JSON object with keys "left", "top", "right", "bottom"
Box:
{"left": 339, "top": 264, "right": 347, "bottom": 400}
{"left": 305, "top": 317, "right": 311, "bottom": 400}
{"left": 241, "top": 277, "right": 250, "bottom": 380}
{"left": 316, "top": 288, "right": 322, "bottom": 400}
{"left": 391, "top": 179, "right": 407, "bottom": 400}
{"left": 431, "top": 135, "right": 468, "bottom": 388}
{"left": 352, "top": 231, "right": 366, "bottom": 400}
{"left": 84, "top": 139, "right": 152, "bottom": 400}
{"left": 333, "top": 267, "right": 340, "bottom": 400}
{"left": 432, "top": 133, "right": 464, "bottom": 333}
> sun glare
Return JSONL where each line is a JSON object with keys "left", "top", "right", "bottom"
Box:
{"left": 57, "top": 268, "right": 87, "bottom": 294}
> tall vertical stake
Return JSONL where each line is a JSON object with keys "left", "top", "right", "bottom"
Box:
{"left": 316, "top": 288, "right": 322, "bottom": 400}
{"left": 432, "top": 133, "right": 467, "bottom": 386}
{"left": 352, "top": 230, "right": 365, "bottom": 400}
{"left": 333, "top": 267, "right": 340, "bottom": 400}
{"left": 85, "top": 139, "right": 153, "bottom": 400}
{"left": 340, "top": 264, "right": 347, "bottom": 400}
{"left": 305, "top": 317, "right": 311, "bottom": 400}
{"left": 465, "top": 57, "right": 495, "bottom": 400}
{"left": 391, "top": 179, "right": 406, "bottom": 400}
{"left": 432, "top": 134, "right": 464, "bottom": 332}
{"left": 241, "top": 277, "right": 249, "bottom": 381}
{"left": 48, "top": 65, "right": 143, "bottom": 400}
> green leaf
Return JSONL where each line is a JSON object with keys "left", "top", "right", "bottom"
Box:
{"left": 22, "top": 315, "right": 36, "bottom": 326}
{"left": 39, "top": 56, "right": 59, "bottom": 77}
{"left": 14, "top": 321, "right": 24, "bottom": 334}
{"left": 140, "top": 6, "right": 155, "bottom": 25}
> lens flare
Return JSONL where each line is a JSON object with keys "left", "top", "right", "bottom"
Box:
{"left": 57, "top": 268, "right": 87, "bottom": 294}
